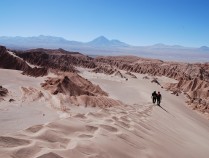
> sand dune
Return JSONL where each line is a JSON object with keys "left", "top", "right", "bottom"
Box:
{"left": 0, "top": 102, "right": 153, "bottom": 158}
{"left": 1, "top": 67, "right": 209, "bottom": 158}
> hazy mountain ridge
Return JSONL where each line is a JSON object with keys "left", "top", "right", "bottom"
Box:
{"left": 87, "top": 36, "right": 129, "bottom": 47}
{"left": 0, "top": 35, "right": 209, "bottom": 62}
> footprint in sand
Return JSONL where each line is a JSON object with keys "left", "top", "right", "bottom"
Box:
{"left": 117, "top": 133, "right": 145, "bottom": 150}
{"left": 114, "top": 120, "right": 130, "bottom": 129}
{"left": 87, "top": 112, "right": 108, "bottom": 118}
{"left": 99, "top": 124, "right": 118, "bottom": 132}
{"left": 78, "top": 134, "right": 93, "bottom": 138}
{"left": 105, "top": 118, "right": 114, "bottom": 123}
{"left": 119, "top": 116, "right": 131, "bottom": 123}
{"left": 25, "top": 125, "right": 44, "bottom": 133}
{"left": 0, "top": 136, "right": 30, "bottom": 148}
{"left": 73, "top": 113, "right": 87, "bottom": 119}
{"left": 112, "top": 116, "right": 119, "bottom": 121}
{"left": 85, "top": 125, "right": 98, "bottom": 133}
{"left": 35, "top": 130, "right": 70, "bottom": 147}
{"left": 11, "top": 145, "right": 41, "bottom": 158}
{"left": 36, "top": 152, "right": 63, "bottom": 158}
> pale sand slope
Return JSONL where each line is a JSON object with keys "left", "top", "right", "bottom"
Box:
{"left": 78, "top": 68, "right": 209, "bottom": 158}
{"left": 0, "top": 68, "right": 209, "bottom": 158}
{"left": 0, "top": 69, "right": 59, "bottom": 135}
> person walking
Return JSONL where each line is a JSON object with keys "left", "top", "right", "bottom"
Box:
{"left": 156, "top": 91, "right": 162, "bottom": 105}
{"left": 152, "top": 91, "right": 157, "bottom": 104}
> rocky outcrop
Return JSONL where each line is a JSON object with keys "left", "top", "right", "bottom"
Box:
{"left": 166, "top": 77, "right": 209, "bottom": 113}
{"left": 41, "top": 73, "right": 107, "bottom": 97}
{"left": 41, "top": 74, "right": 115, "bottom": 108}
{"left": 151, "top": 78, "right": 161, "bottom": 85}
{"left": 95, "top": 56, "right": 209, "bottom": 115}
{"left": 92, "top": 65, "right": 117, "bottom": 75}
{"left": 114, "top": 71, "right": 124, "bottom": 78}
{"left": 95, "top": 56, "right": 209, "bottom": 81}
{"left": 68, "top": 73, "right": 108, "bottom": 96}
{"left": 21, "top": 87, "right": 44, "bottom": 102}
{"left": 0, "top": 46, "right": 30, "bottom": 71}
{"left": 22, "top": 67, "right": 48, "bottom": 77}
{"left": 0, "top": 86, "right": 8, "bottom": 97}
{"left": 92, "top": 66, "right": 129, "bottom": 79}
{"left": 0, "top": 46, "right": 48, "bottom": 77}
{"left": 14, "top": 48, "right": 96, "bottom": 72}
{"left": 42, "top": 76, "right": 94, "bottom": 96}
{"left": 125, "top": 72, "right": 137, "bottom": 78}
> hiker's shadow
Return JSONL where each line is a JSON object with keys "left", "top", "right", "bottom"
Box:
{"left": 157, "top": 104, "right": 168, "bottom": 113}
{"left": 155, "top": 104, "right": 175, "bottom": 118}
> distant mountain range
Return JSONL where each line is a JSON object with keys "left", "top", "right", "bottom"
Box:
{"left": 0, "top": 35, "right": 129, "bottom": 48}
{"left": 87, "top": 36, "right": 129, "bottom": 47}
{"left": 0, "top": 35, "right": 209, "bottom": 62}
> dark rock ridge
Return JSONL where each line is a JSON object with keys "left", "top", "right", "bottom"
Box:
{"left": 166, "top": 77, "right": 209, "bottom": 113}
{"left": 0, "top": 46, "right": 47, "bottom": 77}
{"left": 92, "top": 65, "right": 130, "bottom": 79}
{"left": 92, "top": 65, "right": 117, "bottom": 75}
{"left": 0, "top": 86, "right": 8, "bottom": 97}
{"left": 14, "top": 48, "right": 96, "bottom": 72}
{"left": 0, "top": 46, "right": 30, "bottom": 71}
{"left": 95, "top": 56, "right": 209, "bottom": 81}
{"left": 22, "top": 67, "right": 48, "bottom": 77}
{"left": 125, "top": 71, "right": 137, "bottom": 78}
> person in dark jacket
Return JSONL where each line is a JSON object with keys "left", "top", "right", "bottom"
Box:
{"left": 152, "top": 91, "right": 157, "bottom": 104}
{"left": 156, "top": 91, "right": 162, "bottom": 105}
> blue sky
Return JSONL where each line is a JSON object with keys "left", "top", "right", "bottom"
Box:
{"left": 0, "top": 0, "right": 209, "bottom": 47}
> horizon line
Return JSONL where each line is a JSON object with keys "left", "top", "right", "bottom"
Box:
{"left": 0, "top": 34, "right": 208, "bottom": 48}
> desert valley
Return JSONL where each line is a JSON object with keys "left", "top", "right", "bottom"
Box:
{"left": 0, "top": 45, "right": 209, "bottom": 158}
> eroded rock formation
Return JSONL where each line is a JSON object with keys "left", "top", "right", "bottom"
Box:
{"left": 0, "top": 46, "right": 48, "bottom": 77}
{"left": 41, "top": 74, "right": 120, "bottom": 108}
{"left": 0, "top": 86, "right": 8, "bottom": 97}
{"left": 95, "top": 56, "right": 209, "bottom": 114}
{"left": 14, "top": 48, "right": 96, "bottom": 72}
{"left": 42, "top": 73, "right": 107, "bottom": 96}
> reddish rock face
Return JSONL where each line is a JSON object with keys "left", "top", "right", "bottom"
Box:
{"left": 0, "top": 46, "right": 47, "bottom": 77}
{"left": 95, "top": 56, "right": 209, "bottom": 114}
{"left": 92, "top": 65, "right": 117, "bottom": 75}
{"left": 0, "top": 46, "right": 31, "bottom": 71}
{"left": 42, "top": 76, "right": 93, "bottom": 96}
{"left": 22, "top": 67, "right": 48, "bottom": 77}
{"left": 95, "top": 56, "right": 209, "bottom": 81}
{"left": 14, "top": 48, "right": 96, "bottom": 72}
{"left": 41, "top": 73, "right": 107, "bottom": 97}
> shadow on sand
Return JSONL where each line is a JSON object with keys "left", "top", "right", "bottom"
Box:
{"left": 157, "top": 104, "right": 168, "bottom": 113}
{"left": 156, "top": 104, "right": 175, "bottom": 118}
